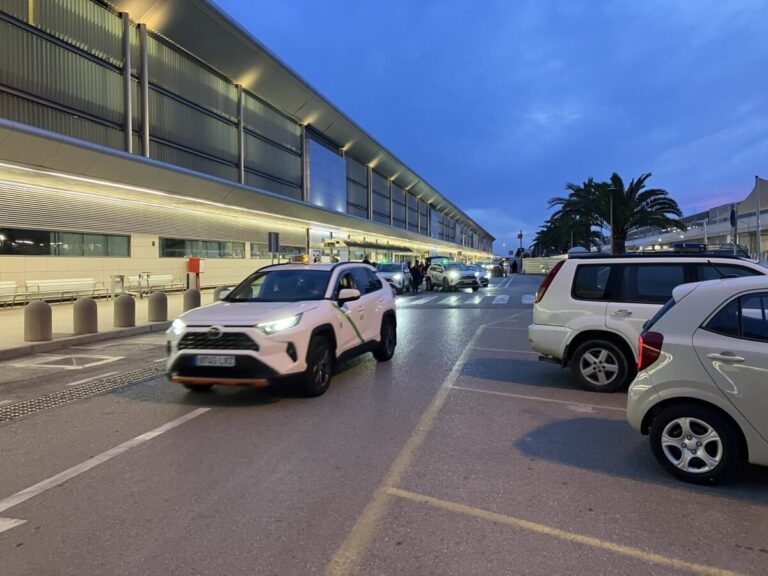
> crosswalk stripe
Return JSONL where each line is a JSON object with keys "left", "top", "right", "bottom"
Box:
{"left": 492, "top": 295, "right": 509, "bottom": 305}
{"left": 438, "top": 295, "right": 461, "bottom": 305}
{"left": 402, "top": 295, "right": 437, "bottom": 306}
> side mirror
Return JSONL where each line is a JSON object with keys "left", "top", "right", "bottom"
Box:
{"left": 217, "top": 289, "right": 231, "bottom": 301}
{"left": 338, "top": 288, "right": 361, "bottom": 304}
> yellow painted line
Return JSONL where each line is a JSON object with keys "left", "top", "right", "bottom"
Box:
{"left": 452, "top": 386, "right": 627, "bottom": 412}
{"left": 325, "top": 324, "right": 487, "bottom": 576}
{"left": 384, "top": 487, "right": 740, "bottom": 576}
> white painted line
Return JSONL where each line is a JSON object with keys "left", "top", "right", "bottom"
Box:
{"left": 0, "top": 400, "right": 13, "bottom": 407}
{"left": 12, "top": 355, "right": 125, "bottom": 371}
{"left": 406, "top": 296, "right": 437, "bottom": 305}
{"left": 0, "top": 408, "right": 210, "bottom": 517}
{"left": 153, "top": 358, "right": 167, "bottom": 363}
{"left": 453, "top": 386, "right": 626, "bottom": 412}
{"left": 467, "top": 295, "right": 486, "bottom": 305}
{"left": 522, "top": 294, "right": 535, "bottom": 304}
{"left": 437, "top": 295, "right": 461, "bottom": 305}
{"left": 0, "top": 517, "right": 26, "bottom": 534}
{"left": 65, "top": 371, "right": 119, "bottom": 387}
{"left": 492, "top": 295, "right": 509, "bottom": 305}
{"left": 474, "top": 347, "right": 538, "bottom": 354}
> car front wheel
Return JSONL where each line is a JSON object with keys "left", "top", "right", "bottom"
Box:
{"left": 426, "top": 278, "right": 433, "bottom": 291}
{"left": 373, "top": 318, "right": 396, "bottom": 361}
{"left": 649, "top": 404, "right": 743, "bottom": 484}
{"left": 301, "top": 335, "right": 333, "bottom": 397}
{"left": 570, "top": 339, "right": 631, "bottom": 392}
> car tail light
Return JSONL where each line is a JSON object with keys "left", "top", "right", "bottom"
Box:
{"left": 638, "top": 331, "right": 664, "bottom": 371}
{"left": 534, "top": 260, "right": 565, "bottom": 303}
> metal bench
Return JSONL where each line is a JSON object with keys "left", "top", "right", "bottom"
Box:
{"left": 0, "top": 281, "right": 20, "bottom": 307}
{"left": 127, "top": 274, "right": 183, "bottom": 297}
{"left": 25, "top": 278, "right": 108, "bottom": 303}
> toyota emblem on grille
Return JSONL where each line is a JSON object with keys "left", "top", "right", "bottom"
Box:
{"left": 207, "top": 327, "right": 222, "bottom": 339}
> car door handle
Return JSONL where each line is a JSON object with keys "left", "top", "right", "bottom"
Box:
{"left": 613, "top": 309, "right": 633, "bottom": 317}
{"left": 707, "top": 353, "right": 745, "bottom": 363}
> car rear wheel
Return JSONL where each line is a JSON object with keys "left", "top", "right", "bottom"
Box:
{"left": 649, "top": 404, "right": 742, "bottom": 484}
{"left": 425, "top": 278, "right": 433, "bottom": 291}
{"left": 442, "top": 278, "right": 451, "bottom": 292}
{"left": 182, "top": 383, "right": 213, "bottom": 392}
{"left": 472, "top": 286, "right": 479, "bottom": 292}
{"left": 301, "top": 335, "right": 333, "bottom": 397}
{"left": 570, "top": 339, "right": 631, "bottom": 392}
{"left": 373, "top": 318, "right": 396, "bottom": 361}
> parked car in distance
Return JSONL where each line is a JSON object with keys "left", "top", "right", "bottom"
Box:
{"left": 528, "top": 252, "right": 767, "bottom": 392}
{"left": 627, "top": 275, "right": 768, "bottom": 484}
{"left": 166, "top": 263, "right": 397, "bottom": 397}
{"left": 477, "top": 260, "right": 503, "bottom": 277}
{"left": 376, "top": 262, "right": 412, "bottom": 294}
{"left": 426, "top": 262, "right": 480, "bottom": 292}
{"left": 467, "top": 264, "right": 490, "bottom": 287}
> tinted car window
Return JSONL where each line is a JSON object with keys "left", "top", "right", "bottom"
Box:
{"left": 741, "top": 294, "right": 768, "bottom": 341}
{"left": 572, "top": 265, "right": 613, "bottom": 300}
{"left": 705, "top": 298, "right": 740, "bottom": 338}
{"left": 621, "top": 264, "right": 685, "bottom": 304}
{"left": 228, "top": 270, "right": 330, "bottom": 302}
{"left": 351, "top": 268, "right": 381, "bottom": 295}
{"left": 696, "top": 263, "right": 763, "bottom": 281}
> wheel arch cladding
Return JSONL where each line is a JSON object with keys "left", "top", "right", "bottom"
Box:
{"left": 310, "top": 324, "right": 338, "bottom": 358}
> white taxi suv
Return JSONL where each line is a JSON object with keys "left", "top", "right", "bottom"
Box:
{"left": 628, "top": 276, "right": 768, "bottom": 484}
{"left": 528, "top": 252, "right": 767, "bottom": 392}
{"left": 166, "top": 263, "right": 397, "bottom": 397}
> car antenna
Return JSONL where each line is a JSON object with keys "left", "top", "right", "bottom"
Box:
{"left": 706, "top": 260, "right": 737, "bottom": 279}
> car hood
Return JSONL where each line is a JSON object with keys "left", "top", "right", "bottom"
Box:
{"left": 378, "top": 271, "right": 404, "bottom": 279}
{"left": 178, "top": 301, "right": 320, "bottom": 326}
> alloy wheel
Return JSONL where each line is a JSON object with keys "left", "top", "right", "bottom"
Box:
{"left": 579, "top": 348, "right": 619, "bottom": 387}
{"left": 660, "top": 417, "right": 723, "bottom": 474}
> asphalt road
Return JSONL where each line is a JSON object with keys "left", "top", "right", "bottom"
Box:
{"left": 1, "top": 275, "right": 767, "bottom": 576}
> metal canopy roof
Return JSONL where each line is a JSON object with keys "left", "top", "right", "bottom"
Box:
{"left": 108, "top": 0, "right": 493, "bottom": 241}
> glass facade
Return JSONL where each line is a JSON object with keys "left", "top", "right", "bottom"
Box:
{"left": 250, "top": 243, "right": 306, "bottom": 259}
{"left": 308, "top": 138, "right": 346, "bottom": 213}
{"left": 391, "top": 184, "right": 406, "bottom": 229}
{"left": 346, "top": 157, "right": 369, "bottom": 219}
{"left": 372, "top": 171, "right": 390, "bottom": 225}
{"left": 0, "top": 227, "right": 130, "bottom": 257}
{"left": 160, "top": 238, "right": 245, "bottom": 258}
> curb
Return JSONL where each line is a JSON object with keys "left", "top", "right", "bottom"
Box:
{"left": 0, "top": 321, "right": 172, "bottom": 362}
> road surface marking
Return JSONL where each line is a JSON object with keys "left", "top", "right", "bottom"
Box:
{"left": 0, "top": 400, "right": 12, "bottom": 406}
{"left": 65, "top": 371, "right": 118, "bottom": 386}
{"left": 466, "top": 295, "right": 486, "bottom": 304}
{"left": 405, "top": 296, "right": 437, "bottom": 305}
{"left": 326, "top": 324, "right": 486, "bottom": 576}
{"left": 492, "top": 295, "right": 509, "bottom": 305}
{"left": 522, "top": 294, "right": 535, "bottom": 304}
{"left": 0, "top": 408, "right": 210, "bottom": 528}
{"left": 153, "top": 357, "right": 167, "bottom": 363}
{"left": 12, "top": 355, "right": 125, "bottom": 370}
{"left": 0, "top": 517, "right": 26, "bottom": 534}
{"left": 384, "top": 487, "right": 736, "bottom": 576}
{"left": 474, "top": 347, "right": 538, "bottom": 354}
{"left": 452, "top": 386, "right": 626, "bottom": 412}
{"left": 437, "top": 295, "right": 461, "bottom": 305}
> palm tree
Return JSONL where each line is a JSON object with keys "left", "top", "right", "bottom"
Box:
{"left": 549, "top": 173, "right": 685, "bottom": 254}
{"left": 530, "top": 210, "right": 601, "bottom": 256}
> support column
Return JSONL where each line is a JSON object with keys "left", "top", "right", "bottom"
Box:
{"left": 389, "top": 180, "right": 393, "bottom": 227}
{"left": 301, "top": 125, "right": 310, "bottom": 203}
{"left": 367, "top": 166, "right": 373, "bottom": 221}
{"left": 139, "top": 23, "right": 150, "bottom": 157}
{"left": 237, "top": 85, "right": 245, "bottom": 184}
{"left": 121, "top": 12, "right": 132, "bottom": 154}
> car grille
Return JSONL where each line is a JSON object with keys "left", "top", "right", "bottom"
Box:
{"left": 178, "top": 332, "right": 259, "bottom": 351}
{"left": 460, "top": 275, "right": 477, "bottom": 280}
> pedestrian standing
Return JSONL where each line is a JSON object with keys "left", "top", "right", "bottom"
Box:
{"left": 410, "top": 261, "right": 423, "bottom": 294}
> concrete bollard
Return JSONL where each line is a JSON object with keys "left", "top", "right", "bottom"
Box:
{"left": 183, "top": 288, "right": 201, "bottom": 312}
{"left": 212, "top": 285, "right": 228, "bottom": 302}
{"left": 24, "top": 300, "right": 52, "bottom": 342}
{"left": 73, "top": 297, "right": 98, "bottom": 335}
{"left": 148, "top": 291, "right": 168, "bottom": 322}
{"left": 114, "top": 294, "right": 136, "bottom": 328}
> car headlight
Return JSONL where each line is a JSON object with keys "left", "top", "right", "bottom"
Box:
{"left": 474, "top": 271, "right": 480, "bottom": 278}
{"left": 393, "top": 273, "right": 403, "bottom": 281}
{"left": 168, "top": 318, "right": 186, "bottom": 336}
{"left": 256, "top": 313, "right": 302, "bottom": 335}
{"left": 448, "top": 271, "right": 459, "bottom": 279}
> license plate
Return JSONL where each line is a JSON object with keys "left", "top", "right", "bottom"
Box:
{"left": 195, "top": 355, "right": 236, "bottom": 367}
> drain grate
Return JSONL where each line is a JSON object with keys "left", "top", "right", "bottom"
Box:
{"left": 0, "top": 364, "right": 166, "bottom": 424}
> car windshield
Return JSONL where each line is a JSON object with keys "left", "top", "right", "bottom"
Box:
{"left": 377, "top": 264, "right": 401, "bottom": 272}
{"left": 226, "top": 269, "right": 331, "bottom": 302}
{"left": 445, "top": 263, "right": 468, "bottom": 271}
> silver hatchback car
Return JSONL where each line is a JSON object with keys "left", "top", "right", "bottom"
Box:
{"left": 628, "top": 275, "right": 768, "bottom": 484}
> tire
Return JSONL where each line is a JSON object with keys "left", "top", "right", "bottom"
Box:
{"left": 373, "top": 318, "right": 396, "bottom": 361}
{"left": 649, "top": 404, "right": 743, "bottom": 485}
{"left": 426, "top": 278, "right": 433, "bottom": 291}
{"left": 442, "top": 278, "right": 450, "bottom": 292}
{"left": 182, "top": 383, "right": 213, "bottom": 392}
{"left": 396, "top": 286, "right": 403, "bottom": 295}
{"left": 301, "top": 335, "right": 333, "bottom": 397}
{"left": 569, "top": 339, "right": 632, "bottom": 392}
{"left": 472, "top": 286, "right": 479, "bottom": 292}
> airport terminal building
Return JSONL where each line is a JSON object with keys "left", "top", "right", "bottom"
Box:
{"left": 0, "top": 0, "right": 494, "bottom": 290}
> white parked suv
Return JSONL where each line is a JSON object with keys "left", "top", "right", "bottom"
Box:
{"left": 528, "top": 253, "right": 767, "bottom": 392}
{"left": 166, "top": 263, "right": 397, "bottom": 397}
{"left": 628, "top": 276, "right": 768, "bottom": 484}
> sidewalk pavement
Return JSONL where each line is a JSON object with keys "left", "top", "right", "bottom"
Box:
{"left": 0, "top": 289, "right": 219, "bottom": 361}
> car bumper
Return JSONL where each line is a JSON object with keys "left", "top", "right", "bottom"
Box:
{"left": 166, "top": 327, "right": 307, "bottom": 386}
{"left": 627, "top": 373, "right": 661, "bottom": 433}
{"left": 528, "top": 323, "right": 570, "bottom": 360}
{"left": 449, "top": 279, "right": 480, "bottom": 288}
